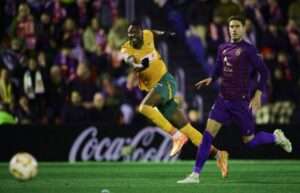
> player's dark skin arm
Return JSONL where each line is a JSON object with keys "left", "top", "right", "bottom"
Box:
{"left": 152, "top": 30, "right": 176, "bottom": 38}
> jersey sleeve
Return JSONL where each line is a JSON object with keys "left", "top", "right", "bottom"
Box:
{"left": 248, "top": 46, "right": 269, "bottom": 92}
{"left": 120, "top": 42, "right": 131, "bottom": 59}
{"left": 143, "top": 30, "right": 155, "bottom": 49}
{"left": 210, "top": 45, "right": 224, "bottom": 81}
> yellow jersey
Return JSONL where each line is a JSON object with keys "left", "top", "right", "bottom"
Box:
{"left": 121, "top": 30, "right": 167, "bottom": 91}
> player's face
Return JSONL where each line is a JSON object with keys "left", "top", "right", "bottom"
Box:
{"left": 229, "top": 20, "right": 245, "bottom": 43}
{"left": 128, "top": 25, "right": 143, "bottom": 49}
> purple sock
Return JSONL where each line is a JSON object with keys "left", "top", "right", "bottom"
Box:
{"left": 193, "top": 131, "right": 213, "bottom": 173}
{"left": 245, "top": 131, "right": 275, "bottom": 148}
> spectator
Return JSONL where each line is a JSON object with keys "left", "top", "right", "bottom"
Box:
{"left": 262, "top": 22, "right": 290, "bottom": 52}
{"left": 54, "top": 43, "right": 78, "bottom": 80}
{"left": 83, "top": 17, "right": 107, "bottom": 57}
{"left": 36, "top": 13, "right": 55, "bottom": 51}
{"left": 0, "top": 68, "right": 15, "bottom": 112}
{"left": 22, "top": 54, "right": 47, "bottom": 122}
{"left": 75, "top": 0, "right": 90, "bottom": 28}
{"left": 83, "top": 17, "right": 109, "bottom": 75}
{"left": 44, "top": 0, "right": 67, "bottom": 25}
{"left": 0, "top": 67, "right": 17, "bottom": 125}
{"left": 100, "top": 75, "right": 122, "bottom": 115}
{"left": 214, "top": 0, "right": 241, "bottom": 24}
{"left": 88, "top": 92, "right": 121, "bottom": 124}
{"left": 185, "top": 0, "right": 215, "bottom": 47}
{"left": 0, "top": 38, "right": 26, "bottom": 85}
{"left": 69, "top": 62, "right": 98, "bottom": 109}
{"left": 26, "top": 0, "right": 47, "bottom": 14}
{"left": 206, "top": 14, "right": 229, "bottom": 57}
{"left": 244, "top": 18, "right": 257, "bottom": 46}
{"left": 46, "top": 65, "right": 67, "bottom": 124}
{"left": 16, "top": 96, "right": 34, "bottom": 124}
{"left": 286, "top": 19, "right": 300, "bottom": 55}
{"left": 62, "top": 90, "right": 89, "bottom": 124}
{"left": 243, "top": 0, "right": 266, "bottom": 32}
{"left": 106, "top": 18, "right": 128, "bottom": 68}
{"left": 288, "top": 0, "right": 300, "bottom": 28}
{"left": 271, "top": 51, "right": 297, "bottom": 102}
{"left": 261, "top": 0, "right": 283, "bottom": 25}
{"left": 92, "top": 0, "right": 118, "bottom": 32}
{"left": 60, "top": 18, "right": 85, "bottom": 63}
{"left": 9, "top": 3, "right": 36, "bottom": 49}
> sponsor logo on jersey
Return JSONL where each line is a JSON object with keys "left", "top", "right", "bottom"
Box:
{"left": 235, "top": 48, "right": 242, "bottom": 56}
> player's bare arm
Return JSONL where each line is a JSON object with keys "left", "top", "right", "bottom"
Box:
{"left": 249, "top": 89, "right": 262, "bottom": 113}
{"left": 194, "top": 77, "right": 212, "bottom": 89}
{"left": 152, "top": 30, "right": 176, "bottom": 37}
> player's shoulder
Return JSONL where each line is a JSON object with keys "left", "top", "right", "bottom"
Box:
{"left": 217, "top": 43, "right": 229, "bottom": 52}
{"left": 241, "top": 41, "right": 263, "bottom": 58}
{"left": 143, "top": 29, "right": 154, "bottom": 40}
{"left": 143, "top": 29, "right": 153, "bottom": 36}
{"left": 242, "top": 40, "right": 257, "bottom": 52}
{"left": 121, "top": 41, "right": 130, "bottom": 48}
{"left": 120, "top": 41, "right": 131, "bottom": 52}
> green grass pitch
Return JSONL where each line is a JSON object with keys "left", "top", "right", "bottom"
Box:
{"left": 1, "top": 160, "right": 300, "bottom": 193}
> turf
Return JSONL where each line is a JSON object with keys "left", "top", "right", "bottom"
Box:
{"left": 1, "top": 160, "right": 300, "bottom": 193}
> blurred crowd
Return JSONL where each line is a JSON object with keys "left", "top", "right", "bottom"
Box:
{"left": 0, "top": 0, "right": 140, "bottom": 125}
{"left": 0, "top": 0, "right": 299, "bottom": 125}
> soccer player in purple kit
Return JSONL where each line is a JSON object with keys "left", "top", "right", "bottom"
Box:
{"left": 177, "top": 15, "right": 292, "bottom": 184}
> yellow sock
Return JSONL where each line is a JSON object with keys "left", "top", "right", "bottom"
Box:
{"left": 138, "top": 104, "right": 176, "bottom": 135}
{"left": 180, "top": 123, "right": 203, "bottom": 146}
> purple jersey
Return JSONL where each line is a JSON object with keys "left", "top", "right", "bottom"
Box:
{"left": 211, "top": 40, "right": 268, "bottom": 100}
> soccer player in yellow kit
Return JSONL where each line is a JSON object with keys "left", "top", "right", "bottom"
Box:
{"left": 121, "top": 23, "right": 229, "bottom": 177}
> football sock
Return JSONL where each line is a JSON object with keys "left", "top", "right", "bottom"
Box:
{"left": 180, "top": 123, "right": 218, "bottom": 157}
{"left": 138, "top": 104, "right": 177, "bottom": 135}
{"left": 179, "top": 123, "right": 202, "bottom": 146}
{"left": 193, "top": 131, "right": 213, "bottom": 173}
{"left": 245, "top": 131, "right": 275, "bottom": 148}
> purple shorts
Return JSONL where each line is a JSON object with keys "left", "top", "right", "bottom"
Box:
{"left": 208, "top": 96, "right": 255, "bottom": 136}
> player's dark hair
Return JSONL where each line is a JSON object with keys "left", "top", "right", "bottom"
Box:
{"left": 227, "top": 15, "right": 246, "bottom": 26}
{"left": 129, "top": 20, "right": 141, "bottom": 28}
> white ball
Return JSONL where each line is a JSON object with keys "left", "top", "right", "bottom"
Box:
{"left": 9, "top": 152, "right": 38, "bottom": 181}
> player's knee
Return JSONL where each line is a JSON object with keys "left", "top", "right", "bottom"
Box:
{"left": 244, "top": 135, "right": 256, "bottom": 148}
{"left": 138, "top": 104, "right": 144, "bottom": 113}
{"left": 242, "top": 135, "right": 254, "bottom": 144}
{"left": 138, "top": 104, "right": 152, "bottom": 113}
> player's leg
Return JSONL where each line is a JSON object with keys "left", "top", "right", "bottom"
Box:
{"left": 231, "top": 101, "right": 292, "bottom": 152}
{"left": 138, "top": 88, "right": 177, "bottom": 135}
{"left": 137, "top": 73, "right": 187, "bottom": 155}
{"left": 242, "top": 127, "right": 292, "bottom": 153}
{"left": 177, "top": 97, "right": 230, "bottom": 183}
{"left": 163, "top": 103, "right": 225, "bottom": 160}
{"left": 177, "top": 119, "right": 223, "bottom": 183}
{"left": 243, "top": 131, "right": 292, "bottom": 152}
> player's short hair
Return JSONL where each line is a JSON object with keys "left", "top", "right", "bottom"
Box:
{"left": 128, "top": 20, "right": 142, "bottom": 32}
{"left": 130, "top": 20, "right": 140, "bottom": 26}
{"left": 129, "top": 20, "right": 142, "bottom": 29}
{"left": 227, "top": 15, "right": 246, "bottom": 26}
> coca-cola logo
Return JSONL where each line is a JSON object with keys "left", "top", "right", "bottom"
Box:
{"left": 69, "top": 126, "right": 179, "bottom": 162}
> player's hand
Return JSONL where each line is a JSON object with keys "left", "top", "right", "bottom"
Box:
{"left": 249, "top": 90, "right": 262, "bottom": 113}
{"left": 166, "top": 32, "right": 176, "bottom": 37}
{"left": 195, "top": 78, "right": 212, "bottom": 89}
{"left": 125, "top": 56, "right": 143, "bottom": 69}
{"left": 126, "top": 55, "right": 136, "bottom": 64}
{"left": 127, "top": 72, "right": 139, "bottom": 90}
